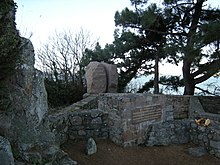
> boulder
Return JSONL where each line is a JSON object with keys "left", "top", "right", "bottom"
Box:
{"left": 0, "top": 136, "right": 15, "bottom": 165}
{"left": 85, "top": 138, "right": 97, "bottom": 155}
{"left": 85, "top": 62, "right": 107, "bottom": 93}
{"left": 101, "top": 62, "right": 118, "bottom": 93}
{"left": 85, "top": 61, "right": 118, "bottom": 94}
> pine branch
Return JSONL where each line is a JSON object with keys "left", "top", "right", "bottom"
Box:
{"left": 195, "top": 86, "right": 216, "bottom": 96}
{"left": 193, "top": 59, "right": 220, "bottom": 84}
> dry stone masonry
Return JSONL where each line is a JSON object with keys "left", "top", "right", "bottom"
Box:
{"left": 49, "top": 93, "right": 220, "bottom": 159}
{"left": 1, "top": 35, "right": 219, "bottom": 163}
{"left": 97, "top": 93, "right": 190, "bottom": 146}
{"left": 145, "top": 120, "right": 190, "bottom": 146}
{"left": 68, "top": 109, "right": 108, "bottom": 140}
{"left": 49, "top": 95, "right": 109, "bottom": 145}
{"left": 2, "top": 1, "right": 220, "bottom": 164}
{"left": 189, "top": 97, "right": 220, "bottom": 158}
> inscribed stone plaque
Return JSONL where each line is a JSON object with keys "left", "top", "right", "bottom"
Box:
{"left": 132, "top": 104, "right": 162, "bottom": 124}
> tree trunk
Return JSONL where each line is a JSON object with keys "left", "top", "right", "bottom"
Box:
{"left": 154, "top": 55, "right": 159, "bottom": 94}
{"left": 182, "top": 0, "right": 204, "bottom": 95}
{"left": 183, "top": 81, "right": 195, "bottom": 95}
{"left": 183, "top": 60, "right": 195, "bottom": 95}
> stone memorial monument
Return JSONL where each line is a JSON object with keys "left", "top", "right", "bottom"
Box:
{"left": 85, "top": 61, "right": 118, "bottom": 94}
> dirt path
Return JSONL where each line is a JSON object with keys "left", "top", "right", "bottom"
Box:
{"left": 61, "top": 139, "right": 220, "bottom": 165}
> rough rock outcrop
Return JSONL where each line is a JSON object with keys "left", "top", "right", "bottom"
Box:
{"left": 0, "top": 1, "right": 75, "bottom": 164}
{"left": 0, "top": 38, "right": 75, "bottom": 164}
{"left": 0, "top": 136, "right": 14, "bottom": 165}
{"left": 6, "top": 38, "right": 58, "bottom": 163}
{"left": 85, "top": 61, "right": 118, "bottom": 94}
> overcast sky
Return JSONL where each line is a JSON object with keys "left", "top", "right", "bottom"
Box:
{"left": 14, "top": 0, "right": 219, "bottom": 77}
{"left": 15, "top": 0, "right": 219, "bottom": 48}
{"left": 15, "top": 0, "right": 132, "bottom": 49}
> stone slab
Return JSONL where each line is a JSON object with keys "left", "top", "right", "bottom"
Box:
{"left": 132, "top": 104, "right": 162, "bottom": 124}
{"left": 101, "top": 62, "right": 118, "bottom": 93}
{"left": 85, "top": 62, "right": 107, "bottom": 94}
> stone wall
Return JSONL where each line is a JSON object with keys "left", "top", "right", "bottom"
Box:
{"left": 96, "top": 93, "right": 192, "bottom": 147}
{"left": 189, "top": 96, "right": 220, "bottom": 158}
{"left": 198, "top": 96, "right": 220, "bottom": 115}
{"left": 49, "top": 93, "right": 192, "bottom": 147}
{"left": 166, "top": 95, "right": 190, "bottom": 119}
{"left": 68, "top": 109, "right": 108, "bottom": 140}
{"left": 145, "top": 120, "right": 190, "bottom": 146}
{"left": 49, "top": 94, "right": 106, "bottom": 145}
{"left": 98, "top": 93, "right": 168, "bottom": 146}
{"left": 48, "top": 94, "right": 220, "bottom": 158}
{"left": 190, "top": 119, "right": 220, "bottom": 158}
{"left": 49, "top": 111, "right": 69, "bottom": 145}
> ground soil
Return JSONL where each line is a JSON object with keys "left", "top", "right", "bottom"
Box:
{"left": 61, "top": 139, "right": 220, "bottom": 165}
